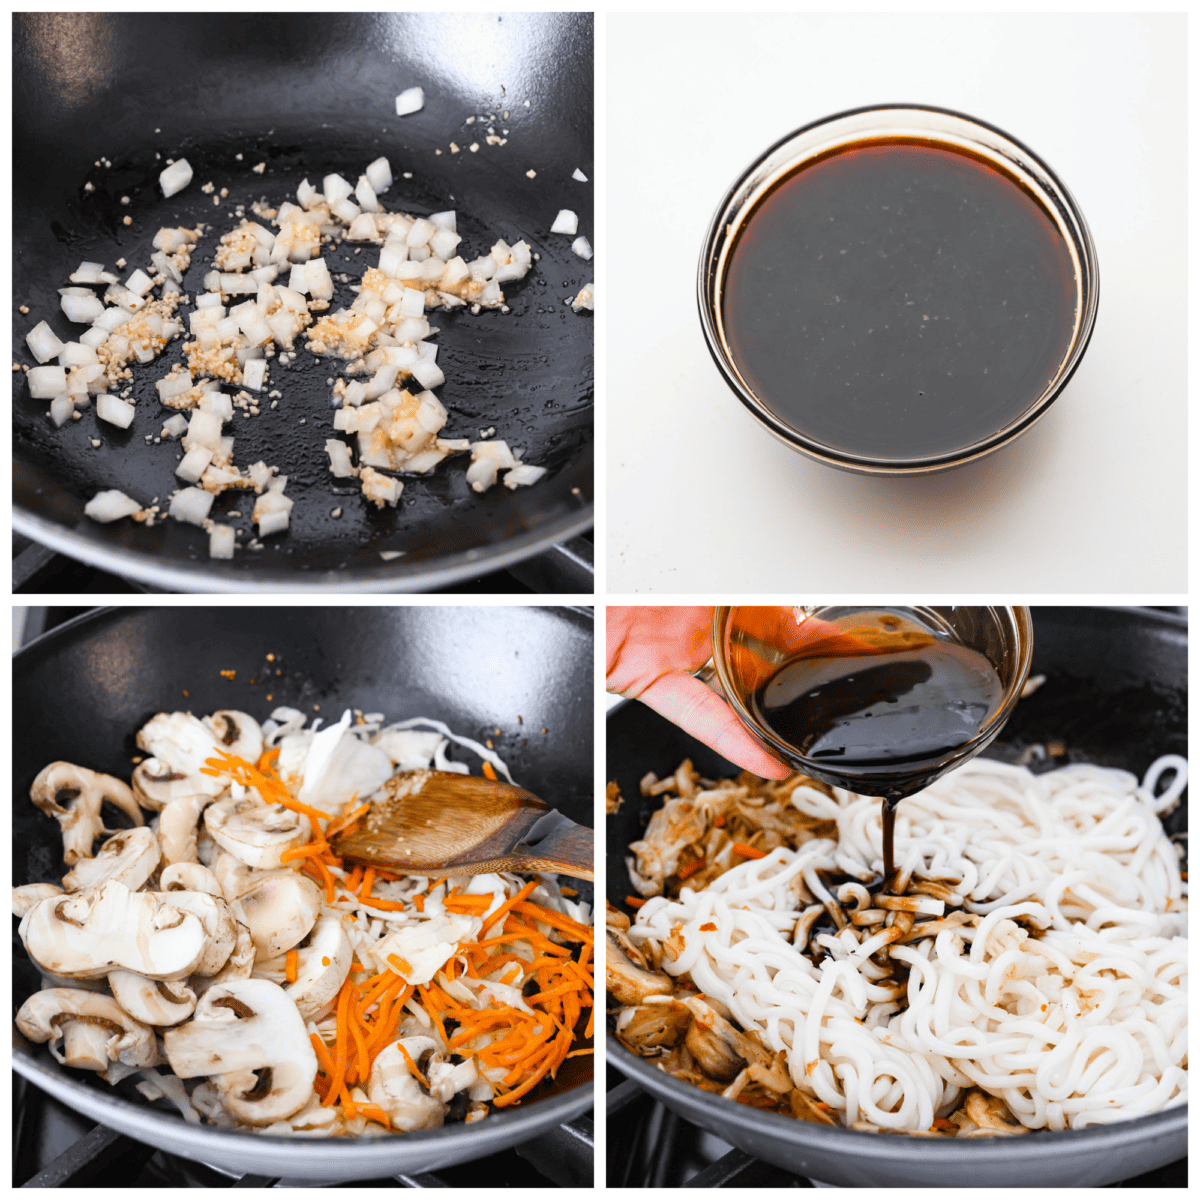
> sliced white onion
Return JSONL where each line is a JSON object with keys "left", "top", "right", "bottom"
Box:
{"left": 85, "top": 489, "right": 142, "bottom": 522}
{"left": 395, "top": 87, "right": 425, "bottom": 117}
{"left": 169, "top": 487, "right": 214, "bottom": 525}
{"left": 97, "top": 393, "right": 136, "bottom": 429}
{"left": 159, "top": 158, "right": 193, "bottom": 199}
{"left": 550, "top": 209, "right": 579, "bottom": 235}
{"left": 26, "top": 321, "right": 65, "bottom": 363}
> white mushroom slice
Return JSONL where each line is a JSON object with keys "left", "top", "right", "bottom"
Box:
{"left": 16, "top": 988, "right": 157, "bottom": 1071}
{"left": 30, "top": 762, "right": 143, "bottom": 865}
{"left": 232, "top": 873, "right": 322, "bottom": 959}
{"left": 260, "top": 913, "right": 352, "bottom": 1020}
{"left": 193, "top": 920, "right": 256, "bottom": 998}
{"left": 157, "top": 792, "right": 216, "bottom": 866}
{"left": 149, "top": 890, "right": 237, "bottom": 976}
{"left": 211, "top": 850, "right": 261, "bottom": 902}
{"left": 205, "top": 795, "right": 308, "bottom": 869}
{"left": 108, "top": 970, "right": 197, "bottom": 1026}
{"left": 135, "top": 1068, "right": 203, "bottom": 1123}
{"left": 163, "top": 978, "right": 318, "bottom": 1125}
{"left": 13, "top": 882, "right": 64, "bottom": 917}
{"left": 132, "top": 759, "right": 214, "bottom": 812}
{"left": 427, "top": 1053, "right": 480, "bottom": 1104}
{"left": 62, "top": 826, "right": 160, "bottom": 893}
{"left": 160, "top": 861, "right": 223, "bottom": 897}
{"left": 19, "top": 880, "right": 208, "bottom": 981}
{"left": 135, "top": 712, "right": 233, "bottom": 798}
{"left": 204, "top": 710, "right": 265, "bottom": 764}
{"left": 367, "top": 1038, "right": 446, "bottom": 1131}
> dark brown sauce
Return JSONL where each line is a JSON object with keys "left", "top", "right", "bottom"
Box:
{"left": 722, "top": 138, "right": 1077, "bottom": 461}
{"left": 750, "top": 627, "right": 1003, "bottom": 882}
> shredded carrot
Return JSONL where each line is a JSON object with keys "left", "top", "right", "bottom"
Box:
{"left": 560, "top": 886, "right": 578, "bottom": 897}
{"left": 387, "top": 954, "right": 413, "bottom": 976}
{"left": 482, "top": 759, "right": 498, "bottom": 780}
{"left": 565, "top": 1048, "right": 594, "bottom": 1058}
{"left": 285, "top": 948, "right": 299, "bottom": 983}
{"left": 357, "top": 1103, "right": 393, "bottom": 1129}
{"left": 625, "top": 895, "right": 647, "bottom": 908}
{"left": 732, "top": 842, "right": 767, "bottom": 859}
{"left": 395, "top": 1040, "right": 429, "bottom": 1087}
{"left": 480, "top": 879, "right": 539, "bottom": 936}
{"left": 714, "top": 813, "right": 726, "bottom": 827}
{"left": 677, "top": 857, "right": 706, "bottom": 879}
{"left": 413, "top": 893, "right": 425, "bottom": 913}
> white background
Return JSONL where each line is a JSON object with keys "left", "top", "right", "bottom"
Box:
{"left": 605, "top": 13, "right": 1187, "bottom": 594}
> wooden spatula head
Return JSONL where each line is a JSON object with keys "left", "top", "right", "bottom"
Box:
{"left": 331, "top": 769, "right": 593, "bottom": 880}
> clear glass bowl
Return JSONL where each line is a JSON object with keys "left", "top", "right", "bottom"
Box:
{"left": 697, "top": 105, "right": 1100, "bottom": 475}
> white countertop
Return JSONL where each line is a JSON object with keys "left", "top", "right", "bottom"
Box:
{"left": 605, "top": 12, "right": 1186, "bottom": 594}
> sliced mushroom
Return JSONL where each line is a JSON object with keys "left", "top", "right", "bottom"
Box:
{"left": 606, "top": 930, "right": 675, "bottom": 1006}
{"left": 135, "top": 712, "right": 234, "bottom": 801}
{"left": 158, "top": 793, "right": 216, "bottom": 866}
{"left": 108, "top": 970, "right": 198, "bottom": 1026}
{"left": 30, "top": 762, "right": 143, "bottom": 865}
{"left": 254, "top": 913, "right": 352, "bottom": 1020}
{"left": 232, "top": 873, "right": 322, "bottom": 959}
{"left": 16, "top": 988, "right": 157, "bottom": 1071}
{"left": 19, "top": 880, "right": 208, "bottom": 981}
{"left": 204, "top": 710, "right": 264, "bottom": 763}
{"left": 160, "top": 861, "right": 223, "bottom": 897}
{"left": 192, "top": 920, "right": 256, "bottom": 999}
{"left": 163, "top": 978, "right": 318, "bottom": 1125}
{"left": 62, "top": 826, "right": 160, "bottom": 893}
{"left": 13, "top": 883, "right": 64, "bottom": 917}
{"left": 615, "top": 998, "right": 693, "bottom": 1053}
{"left": 367, "top": 1038, "right": 446, "bottom": 1131}
{"left": 211, "top": 850, "right": 257, "bottom": 901}
{"left": 149, "top": 890, "right": 237, "bottom": 976}
{"left": 205, "top": 795, "right": 308, "bottom": 869}
{"left": 681, "top": 996, "right": 773, "bottom": 1083}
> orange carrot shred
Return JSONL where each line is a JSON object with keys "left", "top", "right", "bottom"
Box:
{"left": 482, "top": 759, "right": 498, "bottom": 780}
{"left": 732, "top": 842, "right": 767, "bottom": 859}
{"left": 285, "top": 948, "right": 299, "bottom": 983}
{"left": 677, "top": 857, "right": 706, "bottom": 879}
{"left": 625, "top": 895, "right": 646, "bottom": 908}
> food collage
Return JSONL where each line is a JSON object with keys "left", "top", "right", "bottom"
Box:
{"left": 11, "top": 11, "right": 1186, "bottom": 1192}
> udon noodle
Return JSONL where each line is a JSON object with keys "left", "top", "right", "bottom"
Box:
{"left": 610, "top": 756, "right": 1187, "bottom": 1136}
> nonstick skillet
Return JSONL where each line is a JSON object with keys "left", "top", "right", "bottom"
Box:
{"left": 607, "top": 606, "right": 1186, "bottom": 1187}
{"left": 13, "top": 605, "right": 594, "bottom": 1181}
{"left": 13, "top": 13, "right": 593, "bottom": 592}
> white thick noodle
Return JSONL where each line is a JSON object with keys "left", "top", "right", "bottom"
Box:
{"left": 627, "top": 757, "right": 1187, "bottom": 1132}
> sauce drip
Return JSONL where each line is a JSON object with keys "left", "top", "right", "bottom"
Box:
{"left": 750, "top": 621, "right": 1003, "bottom": 885}
{"left": 722, "top": 139, "right": 1077, "bottom": 461}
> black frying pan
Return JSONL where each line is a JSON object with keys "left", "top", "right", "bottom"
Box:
{"left": 13, "top": 13, "right": 593, "bottom": 592}
{"left": 607, "top": 606, "right": 1186, "bottom": 1187}
{"left": 13, "top": 605, "right": 593, "bottom": 1181}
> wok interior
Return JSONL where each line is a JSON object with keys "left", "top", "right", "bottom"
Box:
{"left": 13, "top": 605, "right": 594, "bottom": 1146}
{"left": 13, "top": 13, "right": 593, "bottom": 582}
{"left": 607, "top": 607, "right": 1187, "bottom": 1162}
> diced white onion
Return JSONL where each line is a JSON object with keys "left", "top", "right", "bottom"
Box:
{"left": 242, "top": 358, "right": 267, "bottom": 391}
{"left": 366, "top": 157, "right": 393, "bottom": 193}
{"left": 169, "top": 487, "right": 214, "bottom": 525}
{"left": 85, "top": 489, "right": 142, "bottom": 522}
{"left": 428, "top": 210, "right": 457, "bottom": 232}
{"left": 156, "top": 372, "right": 194, "bottom": 401}
{"left": 325, "top": 438, "right": 355, "bottom": 477}
{"left": 354, "top": 177, "right": 379, "bottom": 214}
{"left": 409, "top": 357, "right": 445, "bottom": 390}
{"left": 28, "top": 365, "right": 68, "bottom": 398}
{"left": 61, "top": 292, "right": 106, "bottom": 323}
{"left": 26, "top": 322, "right": 65, "bottom": 363}
{"left": 572, "top": 168, "right": 588, "bottom": 182}
{"left": 323, "top": 173, "right": 353, "bottom": 204}
{"left": 184, "top": 410, "right": 224, "bottom": 452}
{"left": 159, "top": 158, "right": 194, "bottom": 198}
{"left": 97, "top": 394, "right": 136, "bottom": 429}
{"left": 550, "top": 209, "right": 579, "bottom": 235}
{"left": 347, "top": 213, "right": 378, "bottom": 241}
{"left": 395, "top": 87, "right": 424, "bottom": 116}
{"left": 571, "top": 236, "right": 593, "bottom": 260}
{"left": 125, "top": 268, "right": 154, "bottom": 296}
{"left": 93, "top": 307, "right": 130, "bottom": 332}
{"left": 504, "top": 464, "right": 547, "bottom": 489}
{"left": 49, "top": 396, "right": 75, "bottom": 426}
{"left": 209, "top": 524, "right": 235, "bottom": 559}
{"left": 162, "top": 413, "right": 188, "bottom": 438}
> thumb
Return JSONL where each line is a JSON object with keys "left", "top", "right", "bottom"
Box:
{"left": 634, "top": 671, "right": 791, "bottom": 780}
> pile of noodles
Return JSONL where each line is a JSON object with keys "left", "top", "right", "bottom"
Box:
{"left": 625, "top": 757, "right": 1187, "bottom": 1133}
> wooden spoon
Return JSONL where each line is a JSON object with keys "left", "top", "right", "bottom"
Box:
{"left": 330, "top": 769, "right": 594, "bottom": 881}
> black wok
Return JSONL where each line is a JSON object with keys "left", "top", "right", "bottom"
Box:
{"left": 607, "top": 606, "right": 1186, "bottom": 1187}
{"left": 13, "top": 13, "right": 593, "bottom": 592}
{"left": 14, "top": 605, "right": 593, "bottom": 1181}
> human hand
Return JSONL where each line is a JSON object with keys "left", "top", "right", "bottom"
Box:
{"left": 606, "top": 606, "right": 791, "bottom": 779}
